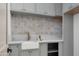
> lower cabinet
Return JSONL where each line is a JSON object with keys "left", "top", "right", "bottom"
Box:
{"left": 39, "top": 43, "right": 48, "bottom": 56}
{"left": 21, "top": 49, "right": 39, "bottom": 56}
{"left": 21, "top": 43, "right": 48, "bottom": 56}
{"left": 48, "top": 43, "right": 58, "bottom": 56}
{"left": 8, "top": 42, "right": 63, "bottom": 56}
{"left": 8, "top": 44, "right": 21, "bottom": 56}
{"left": 39, "top": 42, "right": 63, "bottom": 56}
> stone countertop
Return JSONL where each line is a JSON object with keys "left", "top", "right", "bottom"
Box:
{"left": 8, "top": 40, "right": 63, "bottom": 50}
{"left": 8, "top": 40, "right": 63, "bottom": 45}
{"left": 39, "top": 40, "right": 63, "bottom": 43}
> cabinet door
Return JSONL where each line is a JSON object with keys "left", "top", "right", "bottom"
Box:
{"left": 9, "top": 44, "right": 19, "bottom": 56}
{"left": 21, "top": 50, "right": 29, "bottom": 56}
{"left": 23, "top": 3, "right": 36, "bottom": 13}
{"left": 30, "top": 49, "right": 39, "bottom": 56}
{"left": 55, "top": 3, "right": 62, "bottom": 16}
{"left": 21, "top": 49, "right": 39, "bottom": 56}
{"left": 10, "top": 3, "right": 23, "bottom": 12}
{"left": 40, "top": 43, "right": 48, "bottom": 56}
{"left": 58, "top": 42, "right": 63, "bottom": 56}
{"left": 48, "top": 4, "right": 55, "bottom": 16}
{"left": 36, "top": 3, "right": 55, "bottom": 16}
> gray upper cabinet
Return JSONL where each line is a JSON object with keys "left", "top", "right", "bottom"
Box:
{"left": 10, "top": 3, "right": 62, "bottom": 16}
{"left": 36, "top": 3, "right": 55, "bottom": 16}
{"left": 23, "top": 3, "right": 36, "bottom": 13}
{"left": 10, "top": 3, "right": 35, "bottom": 13}
{"left": 55, "top": 3, "right": 62, "bottom": 16}
{"left": 10, "top": 3, "right": 23, "bottom": 12}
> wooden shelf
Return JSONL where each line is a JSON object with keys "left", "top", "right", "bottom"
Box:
{"left": 65, "top": 6, "right": 79, "bottom": 15}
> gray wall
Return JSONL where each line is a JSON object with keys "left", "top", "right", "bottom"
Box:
{"left": 11, "top": 13, "right": 62, "bottom": 41}
{"left": 0, "top": 3, "right": 7, "bottom": 55}
{"left": 73, "top": 13, "right": 79, "bottom": 56}
{"left": 63, "top": 14, "right": 73, "bottom": 56}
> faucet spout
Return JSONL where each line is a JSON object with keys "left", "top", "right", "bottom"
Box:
{"left": 27, "top": 32, "right": 30, "bottom": 41}
{"left": 39, "top": 35, "right": 42, "bottom": 41}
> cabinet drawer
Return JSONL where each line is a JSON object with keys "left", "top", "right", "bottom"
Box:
{"left": 21, "top": 49, "right": 39, "bottom": 56}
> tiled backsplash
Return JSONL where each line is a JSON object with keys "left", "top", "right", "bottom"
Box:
{"left": 11, "top": 13, "right": 62, "bottom": 41}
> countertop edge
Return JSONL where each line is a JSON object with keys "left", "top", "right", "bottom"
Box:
{"left": 8, "top": 40, "right": 64, "bottom": 45}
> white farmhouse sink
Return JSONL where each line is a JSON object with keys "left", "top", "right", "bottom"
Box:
{"left": 21, "top": 41, "right": 39, "bottom": 50}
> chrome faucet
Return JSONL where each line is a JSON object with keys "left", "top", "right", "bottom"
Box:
{"left": 27, "top": 32, "right": 30, "bottom": 41}
{"left": 39, "top": 35, "right": 42, "bottom": 41}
